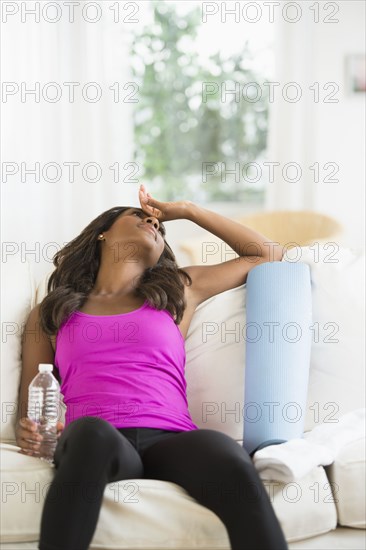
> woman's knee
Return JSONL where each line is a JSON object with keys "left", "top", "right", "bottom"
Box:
{"left": 61, "top": 416, "right": 118, "bottom": 451}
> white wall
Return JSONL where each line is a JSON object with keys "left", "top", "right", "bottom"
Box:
{"left": 312, "top": 2, "right": 365, "bottom": 248}
{"left": 266, "top": 0, "right": 365, "bottom": 250}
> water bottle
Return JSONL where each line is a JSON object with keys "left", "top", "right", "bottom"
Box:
{"left": 27, "top": 363, "right": 61, "bottom": 463}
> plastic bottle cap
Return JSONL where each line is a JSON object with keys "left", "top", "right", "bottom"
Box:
{"left": 38, "top": 363, "right": 53, "bottom": 373}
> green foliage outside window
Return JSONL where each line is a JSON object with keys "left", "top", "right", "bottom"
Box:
{"left": 130, "top": 1, "right": 270, "bottom": 203}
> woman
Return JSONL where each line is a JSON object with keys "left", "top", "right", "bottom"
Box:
{"left": 16, "top": 184, "right": 287, "bottom": 550}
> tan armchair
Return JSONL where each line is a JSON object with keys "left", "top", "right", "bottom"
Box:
{"left": 180, "top": 210, "right": 344, "bottom": 265}
{"left": 236, "top": 210, "right": 344, "bottom": 248}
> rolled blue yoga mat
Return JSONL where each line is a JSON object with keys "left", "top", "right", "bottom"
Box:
{"left": 243, "top": 261, "right": 312, "bottom": 456}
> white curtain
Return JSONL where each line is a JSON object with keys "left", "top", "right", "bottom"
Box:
{"left": 1, "top": 4, "right": 137, "bottom": 280}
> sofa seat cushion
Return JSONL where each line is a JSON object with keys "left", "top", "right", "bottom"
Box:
{"left": 263, "top": 465, "right": 337, "bottom": 542}
{"left": 1, "top": 443, "right": 338, "bottom": 547}
{"left": 0, "top": 443, "right": 230, "bottom": 548}
{"left": 325, "top": 437, "right": 366, "bottom": 529}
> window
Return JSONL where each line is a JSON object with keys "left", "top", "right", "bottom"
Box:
{"left": 130, "top": 1, "right": 274, "bottom": 204}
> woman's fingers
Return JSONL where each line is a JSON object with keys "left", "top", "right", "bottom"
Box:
{"left": 17, "top": 441, "right": 41, "bottom": 456}
{"left": 16, "top": 417, "right": 43, "bottom": 454}
{"left": 18, "top": 447, "right": 40, "bottom": 457}
{"left": 19, "top": 417, "right": 37, "bottom": 431}
{"left": 137, "top": 184, "right": 190, "bottom": 222}
{"left": 139, "top": 184, "right": 148, "bottom": 203}
{"left": 141, "top": 187, "right": 160, "bottom": 209}
{"left": 56, "top": 421, "right": 64, "bottom": 439}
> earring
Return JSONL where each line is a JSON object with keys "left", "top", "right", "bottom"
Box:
{"left": 98, "top": 233, "right": 105, "bottom": 241}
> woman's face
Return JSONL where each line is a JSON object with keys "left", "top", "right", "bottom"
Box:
{"left": 102, "top": 207, "right": 166, "bottom": 266}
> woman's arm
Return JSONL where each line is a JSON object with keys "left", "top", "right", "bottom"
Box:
{"left": 16, "top": 305, "right": 64, "bottom": 456}
{"left": 180, "top": 203, "right": 283, "bottom": 304}
{"left": 18, "top": 305, "right": 55, "bottom": 422}
{"left": 139, "top": 185, "right": 283, "bottom": 305}
{"left": 185, "top": 202, "right": 282, "bottom": 260}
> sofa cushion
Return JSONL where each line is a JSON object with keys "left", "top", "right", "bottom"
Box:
{"left": 284, "top": 246, "right": 365, "bottom": 432}
{"left": 265, "top": 466, "right": 337, "bottom": 542}
{"left": 0, "top": 260, "right": 36, "bottom": 443}
{"left": 325, "top": 437, "right": 366, "bottom": 529}
{"left": 0, "top": 442, "right": 227, "bottom": 548}
{"left": 185, "top": 284, "right": 246, "bottom": 443}
{"left": 0, "top": 443, "right": 337, "bottom": 546}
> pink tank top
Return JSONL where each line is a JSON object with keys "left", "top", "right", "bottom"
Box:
{"left": 55, "top": 300, "right": 199, "bottom": 432}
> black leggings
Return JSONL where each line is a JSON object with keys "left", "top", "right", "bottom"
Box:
{"left": 38, "top": 417, "right": 288, "bottom": 550}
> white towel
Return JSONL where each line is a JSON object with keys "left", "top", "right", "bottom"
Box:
{"left": 252, "top": 408, "right": 365, "bottom": 483}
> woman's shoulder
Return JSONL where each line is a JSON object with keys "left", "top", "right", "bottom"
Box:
{"left": 28, "top": 303, "right": 58, "bottom": 353}
{"left": 175, "top": 282, "right": 200, "bottom": 340}
{"left": 21, "top": 304, "right": 56, "bottom": 371}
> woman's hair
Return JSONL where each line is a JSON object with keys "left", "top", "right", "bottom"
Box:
{"left": 39, "top": 206, "right": 192, "bottom": 336}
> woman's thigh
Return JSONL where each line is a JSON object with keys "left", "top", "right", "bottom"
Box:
{"left": 140, "top": 428, "right": 257, "bottom": 499}
{"left": 54, "top": 417, "right": 145, "bottom": 483}
{"left": 139, "top": 429, "right": 288, "bottom": 550}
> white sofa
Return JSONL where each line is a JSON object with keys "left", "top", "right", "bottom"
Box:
{"left": 1, "top": 247, "right": 365, "bottom": 549}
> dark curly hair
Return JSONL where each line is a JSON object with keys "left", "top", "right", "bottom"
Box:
{"left": 39, "top": 206, "right": 192, "bottom": 335}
